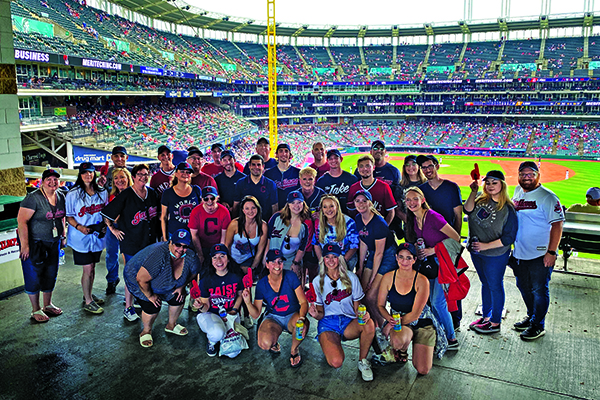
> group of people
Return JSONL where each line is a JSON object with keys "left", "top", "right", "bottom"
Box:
{"left": 18, "top": 137, "right": 566, "bottom": 381}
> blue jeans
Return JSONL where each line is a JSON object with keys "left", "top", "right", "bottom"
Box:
{"left": 512, "top": 255, "right": 553, "bottom": 328}
{"left": 366, "top": 246, "right": 397, "bottom": 276}
{"left": 21, "top": 241, "right": 60, "bottom": 294}
{"left": 105, "top": 226, "right": 120, "bottom": 283}
{"left": 471, "top": 251, "right": 510, "bottom": 324}
{"left": 429, "top": 277, "right": 456, "bottom": 341}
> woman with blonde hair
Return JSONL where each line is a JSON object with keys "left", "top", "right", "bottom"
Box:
{"left": 308, "top": 244, "right": 375, "bottom": 381}
{"left": 313, "top": 195, "right": 359, "bottom": 273}
{"left": 397, "top": 155, "right": 427, "bottom": 222}
{"left": 464, "top": 170, "right": 517, "bottom": 334}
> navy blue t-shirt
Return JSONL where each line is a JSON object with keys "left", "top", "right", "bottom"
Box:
{"left": 264, "top": 165, "right": 301, "bottom": 210}
{"left": 243, "top": 157, "right": 278, "bottom": 176}
{"left": 161, "top": 185, "right": 202, "bottom": 236}
{"left": 354, "top": 213, "right": 395, "bottom": 252}
{"left": 200, "top": 271, "right": 243, "bottom": 315}
{"left": 303, "top": 186, "right": 326, "bottom": 215}
{"left": 316, "top": 171, "right": 358, "bottom": 215}
{"left": 255, "top": 270, "right": 301, "bottom": 316}
{"left": 419, "top": 180, "right": 463, "bottom": 228}
{"left": 234, "top": 175, "right": 278, "bottom": 222}
{"left": 215, "top": 170, "right": 246, "bottom": 208}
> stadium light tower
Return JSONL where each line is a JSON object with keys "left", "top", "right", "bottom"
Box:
{"left": 267, "top": 0, "right": 278, "bottom": 155}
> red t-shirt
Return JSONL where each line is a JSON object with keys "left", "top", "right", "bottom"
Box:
{"left": 201, "top": 162, "right": 243, "bottom": 178}
{"left": 309, "top": 162, "right": 331, "bottom": 180}
{"left": 188, "top": 203, "right": 231, "bottom": 249}
{"left": 191, "top": 172, "right": 217, "bottom": 191}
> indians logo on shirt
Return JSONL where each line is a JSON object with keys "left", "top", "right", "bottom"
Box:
{"left": 358, "top": 227, "right": 369, "bottom": 238}
{"left": 325, "top": 182, "right": 351, "bottom": 195}
{"left": 277, "top": 178, "right": 299, "bottom": 190}
{"left": 513, "top": 199, "right": 537, "bottom": 211}
{"left": 78, "top": 204, "right": 104, "bottom": 217}
{"left": 270, "top": 294, "right": 290, "bottom": 313}
{"left": 325, "top": 288, "right": 351, "bottom": 305}
{"left": 271, "top": 227, "right": 285, "bottom": 239}
{"left": 554, "top": 201, "right": 564, "bottom": 216}
{"left": 174, "top": 200, "right": 196, "bottom": 223}
{"left": 131, "top": 206, "right": 158, "bottom": 225}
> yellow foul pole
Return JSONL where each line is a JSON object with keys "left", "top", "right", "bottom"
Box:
{"left": 267, "top": 0, "right": 278, "bottom": 156}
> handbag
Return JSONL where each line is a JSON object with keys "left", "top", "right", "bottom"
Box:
{"left": 219, "top": 314, "right": 249, "bottom": 358}
{"left": 417, "top": 255, "right": 439, "bottom": 280}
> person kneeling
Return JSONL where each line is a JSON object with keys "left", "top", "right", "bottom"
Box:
{"left": 243, "top": 249, "right": 309, "bottom": 368}
{"left": 308, "top": 244, "right": 376, "bottom": 381}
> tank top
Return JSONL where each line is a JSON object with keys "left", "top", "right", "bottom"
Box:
{"left": 230, "top": 225, "right": 261, "bottom": 264}
{"left": 387, "top": 270, "right": 419, "bottom": 315}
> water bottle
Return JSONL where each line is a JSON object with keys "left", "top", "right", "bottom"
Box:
{"left": 416, "top": 238, "right": 426, "bottom": 260}
{"left": 357, "top": 304, "right": 367, "bottom": 325}
{"left": 295, "top": 319, "right": 304, "bottom": 341}
{"left": 59, "top": 249, "right": 65, "bottom": 265}
{"left": 470, "top": 236, "right": 479, "bottom": 253}
{"left": 393, "top": 312, "right": 402, "bottom": 331}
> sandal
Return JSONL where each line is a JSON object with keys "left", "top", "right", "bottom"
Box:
{"left": 164, "top": 324, "right": 188, "bottom": 336}
{"left": 269, "top": 342, "right": 281, "bottom": 354}
{"left": 398, "top": 349, "right": 409, "bottom": 363}
{"left": 139, "top": 333, "right": 153, "bottom": 348}
{"left": 290, "top": 351, "right": 303, "bottom": 368}
{"left": 30, "top": 310, "right": 49, "bottom": 323}
{"left": 43, "top": 304, "right": 63, "bottom": 316}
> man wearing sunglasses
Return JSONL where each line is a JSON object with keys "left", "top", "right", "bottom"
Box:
{"left": 189, "top": 186, "right": 231, "bottom": 268}
{"left": 511, "top": 161, "right": 564, "bottom": 341}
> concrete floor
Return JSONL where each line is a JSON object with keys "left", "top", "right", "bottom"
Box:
{"left": 0, "top": 249, "right": 598, "bottom": 400}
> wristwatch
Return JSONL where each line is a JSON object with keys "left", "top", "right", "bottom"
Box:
{"left": 547, "top": 250, "right": 557, "bottom": 256}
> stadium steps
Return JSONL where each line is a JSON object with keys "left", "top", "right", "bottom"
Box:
{"left": 292, "top": 45, "right": 311, "bottom": 75}
{"left": 503, "top": 128, "right": 514, "bottom": 148}
{"left": 479, "top": 127, "right": 492, "bottom": 148}
{"left": 325, "top": 47, "right": 337, "bottom": 69}
{"left": 578, "top": 135, "right": 585, "bottom": 156}
{"left": 359, "top": 46, "right": 366, "bottom": 66}
{"left": 525, "top": 130, "right": 536, "bottom": 154}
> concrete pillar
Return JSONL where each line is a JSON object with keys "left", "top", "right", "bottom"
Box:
{"left": 0, "top": 0, "right": 26, "bottom": 196}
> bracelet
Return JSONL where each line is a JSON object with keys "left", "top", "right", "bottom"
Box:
{"left": 75, "top": 223, "right": 80, "bottom": 230}
{"left": 232, "top": 307, "right": 239, "bottom": 313}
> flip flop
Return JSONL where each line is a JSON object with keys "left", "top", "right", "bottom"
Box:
{"left": 398, "top": 349, "right": 409, "bottom": 363}
{"left": 31, "top": 310, "right": 50, "bottom": 323}
{"left": 290, "top": 351, "right": 303, "bottom": 368}
{"left": 43, "top": 305, "right": 63, "bottom": 316}
{"left": 269, "top": 342, "right": 281, "bottom": 354}
{"left": 164, "top": 324, "right": 188, "bottom": 336}
{"left": 140, "top": 333, "right": 153, "bottom": 348}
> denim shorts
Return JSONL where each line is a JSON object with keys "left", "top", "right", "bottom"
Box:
{"left": 263, "top": 312, "right": 295, "bottom": 334}
{"left": 317, "top": 315, "right": 354, "bottom": 340}
{"left": 365, "top": 246, "right": 397, "bottom": 276}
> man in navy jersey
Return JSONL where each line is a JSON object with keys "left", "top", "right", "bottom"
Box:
{"left": 233, "top": 155, "right": 278, "bottom": 222}
{"left": 149, "top": 145, "right": 175, "bottom": 200}
{"left": 316, "top": 149, "right": 358, "bottom": 215}
{"left": 308, "top": 142, "right": 330, "bottom": 180}
{"left": 243, "top": 137, "right": 277, "bottom": 174}
{"left": 203, "top": 143, "right": 243, "bottom": 178}
{"left": 347, "top": 154, "right": 397, "bottom": 225}
{"left": 264, "top": 143, "right": 300, "bottom": 210}
{"left": 214, "top": 150, "right": 245, "bottom": 216}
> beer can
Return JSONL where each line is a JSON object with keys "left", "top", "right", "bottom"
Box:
{"left": 358, "top": 304, "right": 367, "bottom": 325}
{"left": 295, "top": 319, "right": 304, "bottom": 341}
{"left": 392, "top": 312, "right": 402, "bottom": 331}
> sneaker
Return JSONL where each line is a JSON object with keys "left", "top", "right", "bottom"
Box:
{"left": 520, "top": 325, "right": 545, "bottom": 341}
{"left": 472, "top": 321, "right": 501, "bottom": 334}
{"left": 106, "top": 278, "right": 120, "bottom": 295}
{"left": 123, "top": 306, "right": 139, "bottom": 322}
{"left": 447, "top": 339, "right": 460, "bottom": 351}
{"left": 83, "top": 301, "right": 104, "bottom": 314}
{"left": 469, "top": 317, "right": 486, "bottom": 329}
{"left": 358, "top": 359, "right": 374, "bottom": 381}
{"left": 207, "top": 342, "right": 218, "bottom": 357}
{"left": 513, "top": 316, "right": 531, "bottom": 332}
{"left": 83, "top": 294, "right": 105, "bottom": 305}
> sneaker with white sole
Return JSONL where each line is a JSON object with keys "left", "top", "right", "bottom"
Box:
{"left": 472, "top": 321, "right": 501, "bottom": 334}
{"left": 358, "top": 358, "right": 374, "bottom": 381}
{"left": 520, "top": 324, "right": 545, "bottom": 341}
{"left": 469, "top": 317, "right": 486, "bottom": 329}
{"left": 447, "top": 339, "right": 460, "bottom": 351}
{"left": 123, "top": 306, "right": 139, "bottom": 322}
{"left": 207, "top": 342, "right": 218, "bottom": 357}
{"left": 83, "top": 301, "right": 104, "bottom": 314}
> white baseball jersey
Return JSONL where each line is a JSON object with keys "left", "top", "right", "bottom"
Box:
{"left": 66, "top": 187, "right": 109, "bottom": 253}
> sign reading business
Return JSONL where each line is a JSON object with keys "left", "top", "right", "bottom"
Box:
{"left": 15, "top": 49, "right": 51, "bottom": 63}
{"left": 73, "top": 145, "right": 153, "bottom": 164}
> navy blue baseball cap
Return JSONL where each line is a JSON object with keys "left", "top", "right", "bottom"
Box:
{"left": 322, "top": 243, "right": 342, "bottom": 257}
{"left": 202, "top": 186, "right": 219, "bottom": 198}
{"left": 519, "top": 161, "right": 539, "bottom": 172}
{"left": 79, "top": 162, "right": 95, "bottom": 173}
{"left": 176, "top": 162, "right": 193, "bottom": 173}
{"left": 257, "top": 137, "right": 270, "bottom": 145}
{"left": 483, "top": 170, "right": 505, "bottom": 181}
{"left": 416, "top": 154, "right": 439, "bottom": 166}
{"left": 171, "top": 229, "right": 192, "bottom": 247}
{"left": 211, "top": 143, "right": 224, "bottom": 151}
{"left": 396, "top": 242, "right": 417, "bottom": 257}
{"left": 287, "top": 190, "right": 304, "bottom": 203}
{"left": 276, "top": 143, "right": 291, "bottom": 152}
{"left": 157, "top": 145, "right": 171, "bottom": 156}
{"left": 220, "top": 150, "right": 235, "bottom": 160}
{"left": 404, "top": 155, "right": 418, "bottom": 164}
{"left": 266, "top": 249, "right": 286, "bottom": 262}
{"left": 187, "top": 147, "right": 203, "bottom": 158}
{"left": 42, "top": 169, "right": 60, "bottom": 180}
{"left": 327, "top": 149, "right": 342, "bottom": 159}
{"left": 210, "top": 243, "right": 229, "bottom": 257}
{"left": 371, "top": 140, "right": 386, "bottom": 150}
{"left": 112, "top": 146, "right": 127, "bottom": 155}
{"left": 354, "top": 189, "right": 372, "bottom": 202}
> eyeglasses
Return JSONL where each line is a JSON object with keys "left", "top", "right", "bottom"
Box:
{"left": 173, "top": 243, "right": 188, "bottom": 249}
{"left": 284, "top": 235, "right": 291, "bottom": 250}
{"left": 331, "top": 279, "right": 338, "bottom": 296}
{"left": 136, "top": 173, "right": 149, "bottom": 178}
{"left": 203, "top": 196, "right": 216, "bottom": 202}
{"left": 519, "top": 173, "right": 537, "bottom": 178}
{"left": 421, "top": 164, "right": 436, "bottom": 170}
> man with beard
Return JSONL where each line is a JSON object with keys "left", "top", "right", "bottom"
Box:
{"left": 354, "top": 141, "right": 400, "bottom": 194}
{"left": 214, "top": 150, "right": 245, "bottom": 216}
{"left": 347, "top": 155, "right": 397, "bottom": 226}
{"left": 187, "top": 147, "right": 217, "bottom": 190}
{"left": 203, "top": 143, "right": 243, "bottom": 178}
{"left": 243, "top": 137, "right": 277, "bottom": 174}
{"left": 233, "top": 155, "right": 278, "bottom": 222}
{"left": 149, "top": 145, "right": 175, "bottom": 200}
{"left": 511, "top": 161, "right": 564, "bottom": 341}
{"left": 309, "top": 142, "right": 330, "bottom": 180}
{"left": 316, "top": 149, "right": 358, "bottom": 215}
{"left": 264, "top": 143, "right": 301, "bottom": 210}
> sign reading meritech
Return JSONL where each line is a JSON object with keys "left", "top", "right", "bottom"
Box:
{"left": 73, "top": 146, "right": 153, "bottom": 164}
{"left": 15, "top": 49, "right": 50, "bottom": 63}
{"left": 81, "top": 59, "right": 122, "bottom": 70}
